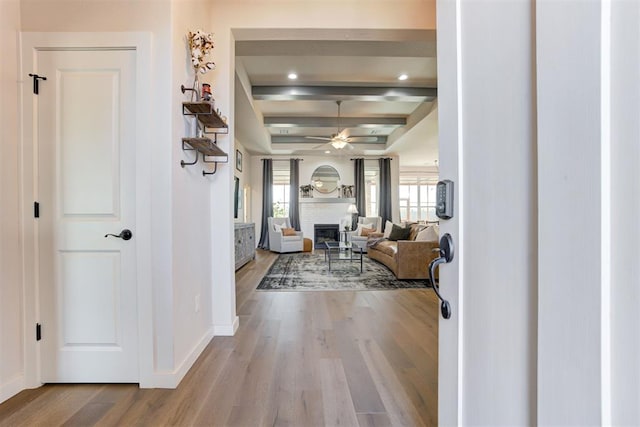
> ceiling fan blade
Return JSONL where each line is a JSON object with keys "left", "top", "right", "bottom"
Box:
{"left": 312, "top": 142, "right": 332, "bottom": 149}
{"left": 345, "top": 136, "right": 379, "bottom": 143}
{"left": 305, "top": 136, "right": 332, "bottom": 141}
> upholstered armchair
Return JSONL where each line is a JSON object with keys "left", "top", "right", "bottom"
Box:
{"left": 267, "top": 217, "right": 304, "bottom": 253}
{"left": 348, "top": 216, "right": 382, "bottom": 253}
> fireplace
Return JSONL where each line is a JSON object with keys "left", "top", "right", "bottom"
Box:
{"left": 314, "top": 224, "right": 339, "bottom": 249}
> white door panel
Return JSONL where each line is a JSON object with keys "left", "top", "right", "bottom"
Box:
{"left": 38, "top": 49, "right": 138, "bottom": 383}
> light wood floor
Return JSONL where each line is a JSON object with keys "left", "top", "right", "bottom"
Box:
{"left": 0, "top": 250, "right": 439, "bottom": 426}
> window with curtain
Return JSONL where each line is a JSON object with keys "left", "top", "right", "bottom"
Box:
{"left": 272, "top": 164, "right": 290, "bottom": 218}
{"left": 364, "top": 161, "right": 379, "bottom": 217}
{"left": 399, "top": 172, "right": 439, "bottom": 222}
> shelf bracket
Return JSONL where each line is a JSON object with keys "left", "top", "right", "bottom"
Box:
{"left": 202, "top": 162, "right": 218, "bottom": 176}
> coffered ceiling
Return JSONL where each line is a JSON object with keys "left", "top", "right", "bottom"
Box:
{"left": 233, "top": 30, "right": 439, "bottom": 168}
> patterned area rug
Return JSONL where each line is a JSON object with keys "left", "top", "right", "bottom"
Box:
{"left": 257, "top": 251, "right": 430, "bottom": 291}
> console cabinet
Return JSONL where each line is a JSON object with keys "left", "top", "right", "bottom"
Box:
{"left": 235, "top": 223, "right": 255, "bottom": 270}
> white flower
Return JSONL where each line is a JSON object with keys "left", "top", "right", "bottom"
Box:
{"left": 187, "top": 29, "right": 215, "bottom": 74}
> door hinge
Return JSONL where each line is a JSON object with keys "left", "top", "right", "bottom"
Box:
{"left": 28, "top": 74, "right": 47, "bottom": 95}
{"left": 36, "top": 323, "right": 42, "bottom": 341}
{"left": 34, "top": 201, "right": 40, "bottom": 218}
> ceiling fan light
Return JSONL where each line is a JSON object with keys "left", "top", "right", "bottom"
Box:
{"left": 331, "top": 139, "right": 348, "bottom": 149}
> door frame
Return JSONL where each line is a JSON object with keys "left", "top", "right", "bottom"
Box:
{"left": 20, "top": 32, "right": 154, "bottom": 388}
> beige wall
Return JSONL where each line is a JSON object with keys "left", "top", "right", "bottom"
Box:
{"left": 170, "top": 0, "right": 216, "bottom": 376}
{"left": 0, "top": 0, "right": 24, "bottom": 403}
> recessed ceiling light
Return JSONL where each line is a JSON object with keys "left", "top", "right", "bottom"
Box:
{"left": 288, "top": 72, "right": 298, "bottom": 80}
{"left": 398, "top": 73, "right": 409, "bottom": 81}
{"left": 324, "top": 150, "right": 331, "bottom": 154}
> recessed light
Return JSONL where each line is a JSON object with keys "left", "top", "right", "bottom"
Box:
{"left": 398, "top": 73, "right": 408, "bottom": 81}
{"left": 288, "top": 72, "right": 298, "bottom": 80}
{"left": 324, "top": 151, "right": 331, "bottom": 154}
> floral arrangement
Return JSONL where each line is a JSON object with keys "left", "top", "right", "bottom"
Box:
{"left": 188, "top": 30, "right": 216, "bottom": 74}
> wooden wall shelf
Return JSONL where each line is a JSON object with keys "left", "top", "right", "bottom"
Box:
{"left": 180, "top": 94, "right": 229, "bottom": 176}
{"left": 182, "top": 102, "right": 228, "bottom": 134}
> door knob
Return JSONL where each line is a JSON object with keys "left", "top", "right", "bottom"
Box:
{"left": 104, "top": 229, "right": 133, "bottom": 241}
{"left": 428, "top": 233, "right": 454, "bottom": 319}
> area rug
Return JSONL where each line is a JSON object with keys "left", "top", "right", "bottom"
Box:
{"left": 257, "top": 251, "right": 430, "bottom": 291}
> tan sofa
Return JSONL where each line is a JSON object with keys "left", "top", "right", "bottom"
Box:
{"left": 367, "top": 224, "right": 440, "bottom": 280}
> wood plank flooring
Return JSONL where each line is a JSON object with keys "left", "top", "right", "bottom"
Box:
{"left": 0, "top": 249, "right": 439, "bottom": 426}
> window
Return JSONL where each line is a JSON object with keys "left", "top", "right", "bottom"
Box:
{"left": 364, "top": 161, "right": 378, "bottom": 217}
{"left": 272, "top": 164, "right": 290, "bottom": 218}
{"left": 399, "top": 172, "right": 438, "bottom": 222}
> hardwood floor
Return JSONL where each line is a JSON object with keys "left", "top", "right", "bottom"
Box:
{"left": 0, "top": 249, "right": 439, "bottom": 426}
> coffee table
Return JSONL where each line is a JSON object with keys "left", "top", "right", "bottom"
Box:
{"left": 324, "top": 241, "right": 363, "bottom": 273}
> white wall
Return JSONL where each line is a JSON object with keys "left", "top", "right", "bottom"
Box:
{"left": 0, "top": 0, "right": 25, "bottom": 404}
{"left": 170, "top": 0, "right": 216, "bottom": 382}
{"left": 610, "top": 1, "right": 640, "bottom": 424}
{"left": 536, "top": 1, "right": 606, "bottom": 423}
{"left": 452, "top": 0, "right": 537, "bottom": 425}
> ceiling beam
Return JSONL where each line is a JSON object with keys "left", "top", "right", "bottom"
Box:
{"left": 271, "top": 135, "right": 387, "bottom": 144}
{"left": 264, "top": 116, "right": 406, "bottom": 128}
{"left": 253, "top": 86, "right": 437, "bottom": 102}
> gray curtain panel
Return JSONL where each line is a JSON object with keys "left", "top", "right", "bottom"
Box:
{"left": 378, "top": 157, "right": 392, "bottom": 225}
{"left": 289, "top": 158, "right": 301, "bottom": 231}
{"left": 353, "top": 158, "right": 365, "bottom": 230}
{"left": 258, "top": 159, "right": 273, "bottom": 249}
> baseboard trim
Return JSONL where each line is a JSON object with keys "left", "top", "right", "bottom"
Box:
{"left": 213, "top": 316, "right": 239, "bottom": 336}
{"left": 140, "top": 327, "right": 213, "bottom": 389}
{"left": 0, "top": 374, "right": 25, "bottom": 404}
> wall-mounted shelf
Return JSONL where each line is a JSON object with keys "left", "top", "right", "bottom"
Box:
{"left": 180, "top": 95, "right": 229, "bottom": 176}
{"left": 182, "top": 102, "right": 229, "bottom": 134}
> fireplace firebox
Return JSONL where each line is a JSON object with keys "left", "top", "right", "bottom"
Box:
{"left": 314, "top": 224, "right": 339, "bottom": 249}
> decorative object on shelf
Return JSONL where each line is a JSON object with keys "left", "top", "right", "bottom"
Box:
{"left": 300, "top": 184, "right": 313, "bottom": 198}
{"left": 202, "top": 83, "right": 212, "bottom": 101}
{"left": 341, "top": 184, "right": 355, "bottom": 198}
{"left": 188, "top": 29, "right": 215, "bottom": 74}
{"left": 236, "top": 149, "right": 243, "bottom": 172}
{"left": 186, "top": 29, "right": 215, "bottom": 102}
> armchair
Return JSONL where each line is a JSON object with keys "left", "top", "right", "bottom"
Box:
{"left": 267, "top": 217, "right": 304, "bottom": 253}
{"left": 348, "top": 216, "right": 382, "bottom": 253}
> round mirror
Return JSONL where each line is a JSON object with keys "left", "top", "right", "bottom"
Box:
{"left": 311, "top": 165, "right": 340, "bottom": 194}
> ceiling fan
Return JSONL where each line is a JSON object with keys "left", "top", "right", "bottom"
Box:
{"left": 305, "top": 101, "right": 377, "bottom": 150}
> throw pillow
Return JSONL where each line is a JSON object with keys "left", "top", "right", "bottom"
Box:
{"left": 360, "top": 227, "right": 375, "bottom": 237}
{"left": 388, "top": 224, "right": 412, "bottom": 241}
{"left": 273, "top": 222, "right": 284, "bottom": 232}
{"left": 356, "top": 222, "right": 374, "bottom": 236}
{"left": 415, "top": 225, "right": 439, "bottom": 242}
{"left": 408, "top": 224, "right": 426, "bottom": 241}
{"left": 383, "top": 220, "right": 394, "bottom": 238}
{"left": 282, "top": 227, "right": 297, "bottom": 236}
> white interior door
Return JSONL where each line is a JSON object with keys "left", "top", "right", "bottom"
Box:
{"left": 37, "top": 49, "right": 138, "bottom": 383}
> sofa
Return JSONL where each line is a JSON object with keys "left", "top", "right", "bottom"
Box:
{"left": 367, "top": 223, "right": 440, "bottom": 280}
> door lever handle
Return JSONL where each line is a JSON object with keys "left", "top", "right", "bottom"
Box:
{"left": 428, "top": 233, "right": 454, "bottom": 319}
{"left": 104, "top": 229, "right": 133, "bottom": 241}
